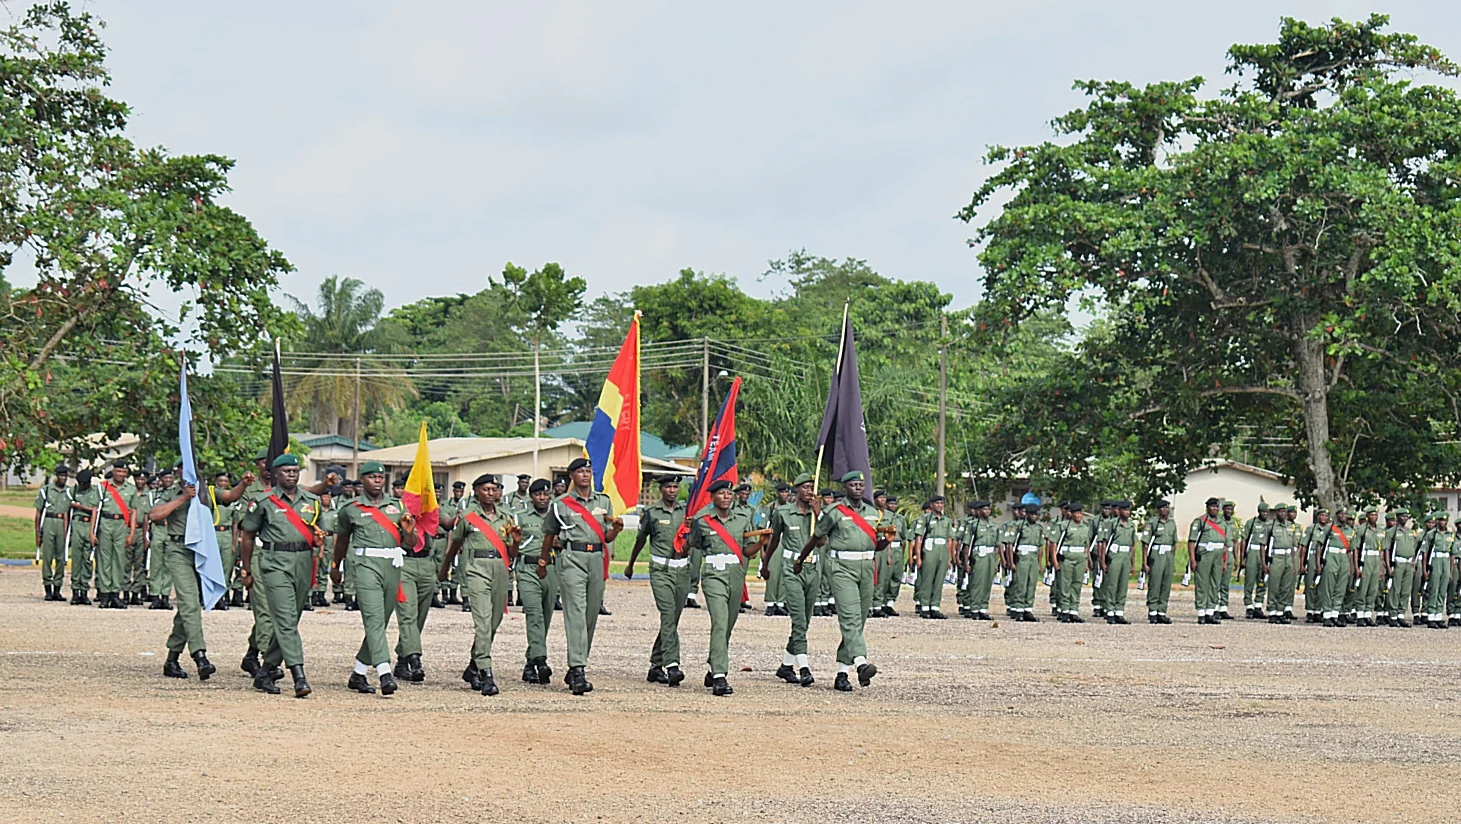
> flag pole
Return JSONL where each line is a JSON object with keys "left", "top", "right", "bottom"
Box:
{"left": 813, "top": 299, "right": 852, "bottom": 494}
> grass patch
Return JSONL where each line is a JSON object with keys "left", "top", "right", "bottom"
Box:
{"left": 0, "top": 515, "right": 38, "bottom": 559}
{"left": 0, "top": 489, "right": 37, "bottom": 508}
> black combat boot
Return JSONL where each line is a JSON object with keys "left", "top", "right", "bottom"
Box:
{"left": 666, "top": 665, "right": 684, "bottom": 687}
{"left": 711, "top": 676, "right": 734, "bottom": 697}
{"left": 647, "top": 665, "right": 668, "bottom": 684}
{"left": 192, "top": 650, "right": 216, "bottom": 681}
{"left": 379, "top": 672, "right": 398, "bottom": 695}
{"left": 408, "top": 653, "right": 425, "bottom": 683}
{"left": 479, "top": 671, "right": 499, "bottom": 696}
{"left": 163, "top": 650, "right": 189, "bottom": 679}
{"left": 798, "top": 667, "right": 814, "bottom": 687}
{"left": 774, "top": 664, "right": 797, "bottom": 684}
{"left": 856, "top": 662, "right": 878, "bottom": 687}
{"left": 347, "top": 672, "right": 376, "bottom": 694}
{"left": 289, "top": 664, "right": 311, "bottom": 698}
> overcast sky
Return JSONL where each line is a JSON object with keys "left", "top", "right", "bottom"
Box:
{"left": 28, "top": 1, "right": 1459, "bottom": 314}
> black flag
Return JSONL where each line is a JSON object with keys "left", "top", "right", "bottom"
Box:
{"left": 815, "top": 306, "right": 871, "bottom": 484}
{"left": 266, "top": 340, "right": 288, "bottom": 470}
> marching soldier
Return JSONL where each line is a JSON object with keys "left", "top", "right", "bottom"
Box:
{"left": 1049, "top": 502, "right": 1096, "bottom": 622}
{"left": 145, "top": 466, "right": 178, "bottom": 611}
{"left": 1351, "top": 507, "right": 1385, "bottom": 626}
{"left": 625, "top": 475, "right": 689, "bottom": 688}
{"left": 395, "top": 479, "right": 444, "bottom": 680}
{"left": 541, "top": 457, "right": 623, "bottom": 696}
{"left": 876, "top": 496, "right": 908, "bottom": 617}
{"left": 441, "top": 481, "right": 467, "bottom": 608}
{"left": 685, "top": 479, "right": 766, "bottom": 695}
{"left": 439, "top": 474, "right": 520, "bottom": 696}
{"left": 329, "top": 460, "right": 416, "bottom": 696}
{"left": 765, "top": 474, "right": 818, "bottom": 686}
{"left": 1383, "top": 508, "right": 1420, "bottom": 627}
{"left": 504, "top": 474, "right": 532, "bottom": 511}
{"left": 207, "top": 473, "right": 238, "bottom": 612}
{"left": 794, "top": 470, "right": 883, "bottom": 691}
{"left": 913, "top": 496, "right": 953, "bottom": 619}
{"left": 1141, "top": 500, "right": 1178, "bottom": 624}
{"left": 1189, "top": 497, "right": 1230, "bottom": 624}
{"left": 1239, "top": 503, "right": 1275, "bottom": 619}
{"left": 308, "top": 486, "right": 338, "bottom": 609}
{"left": 34, "top": 464, "right": 70, "bottom": 602}
{"left": 67, "top": 469, "right": 100, "bottom": 605}
{"left": 514, "top": 479, "right": 558, "bottom": 684}
{"left": 1090, "top": 500, "right": 1115, "bottom": 618}
{"left": 1096, "top": 501, "right": 1137, "bottom": 624}
{"left": 963, "top": 501, "right": 999, "bottom": 621}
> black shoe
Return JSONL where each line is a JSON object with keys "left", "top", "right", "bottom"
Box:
{"left": 480, "top": 671, "right": 499, "bottom": 696}
{"left": 1245, "top": 608, "right": 1255, "bottom": 619}
{"left": 711, "top": 676, "right": 733, "bottom": 697}
{"left": 431, "top": 595, "right": 445, "bottom": 609}
{"left": 241, "top": 652, "right": 261, "bottom": 677}
{"left": 666, "top": 666, "right": 685, "bottom": 687}
{"left": 1068, "top": 614, "right": 1085, "bottom": 624}
{"left": 110, "top": 593, "right": 127, "bottom": 610}
{"left": 775, "top": 664, "right": 797, "bottom": 684}
{"left": 460, "top": 599, "right": 472, "bottom": 613}
{"left": 684, "top": 596, "right": 700, "bottom": 610}
{"left": 704, "top": 671, "right": 715, "bottom": 688}
{"left": 348, "top": 672, "right": 377, "bottom": 694}
{"left": 379, "top": 672, "right": 398, "bottom": 695}
{"left": 1254, "top": 609, "right": 1268, "bottom": 620}
{"left": 868, "top": 609, "right": 881, "bottom": 619}
{"left": 534, "top": 658, "right": 553, "bottom": 683}
{"left": 163, "top": 651, "right": 189, "bottom": 679}
{"left": 1159, "top": 614, "right": 1173, "bottom": 624}
{"left": 214, "top": 598, "right": 229, "bottom": 611}
{"left": 648, "top": 666, "right": 668, "bottom": 684}
{"left": 1280, "top": 616, "right": 1294, "bottom": 624}
{"left": 1149, "top": 615, "right": 1159, "bottom": 624}
{"left": 554, "top": 596, "right": 564, "bottom": 611}
{"left": 393, "top": 658, "right": 413, "bottom": 681}
{"left": 834, "top": 673, "right": 853, "bottom": 692}
{"left": 345, "top": 597, "right": 359, "bottom": 612}
{"left": 1269, "top": 615, "right": 1283, "bottom": 624}
{"left": 301, "top": 598, "right": 314, "bottom": 612}
{"left": 316, "top": 592, "right": 329, "bottom": 607}
{"left": 231, "top": 590, "right": 245, "bottom": 607}
{"left": 883, "top": 606, "right": 899, "bottom": 617}
{"left": 856, "top": 662, "right": 877, "bottom": 687}
{"left": 1398, "top": 619, "right": 1413, "bottom": 628}
{"left": 1092, "top": 606, "right": 1105, "bottom": 618}
{"left": 447, "top": 589, "right": 461, "bottom": 605}
{"left": 408, "top": 653, "right": 425, "bottom": 683}
{"left": 739, "top": 602, "right": 751, "bottom": 613}
{"left": 963, "top": 610, "right": 979, "bottom": 620}
{"left": 765, "top": 606, "right": 777, "bottom": 616}
{"left": 192, "top": 651, "right": 216, "bottom": 681}
{"left": 930, "top": 609, "right": 947, "bottom": 620}
{"left": 149, "top": 595, "right": 166, "bottom": 610}
{"left": 798, "top": 667, "right": 815, "bottom": 687}
{"left": 254, "top": 672, "right": 281, "bottom": 694}
{"left": 776, "top": 605, "right": 790, "bottom": 616}
{"left": 522, "top": 662, "right": 540, "bottom": 684}
{"left": 332, "top": 592, "right": 345, "bottom": 604}
{"left": 290, "top": 665, "right": 311, "bottom": 698}
{"left": 600, "top": 603, "right": 612, "bottom": 616}
{"left": 1323, "top": 618, "right": 1336, "bottom": 627}
{"left": 569, "top": 666, "right": 591, "bottom": 696}
{"left": 69, "top": 591, "right": 81, "bottom": 605}
{"left": 1304, "top": 614, "right": 1317, "bottom": 624}
{"left": 1021, "top": 613, "right": 1040, "bottom": 622}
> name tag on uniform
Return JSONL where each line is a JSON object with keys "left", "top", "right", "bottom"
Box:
{"left": 384, "top": 505, "right": 400, "bottom": 514}
{"left": 592, "top": 508, "right": 607, "bottom": 517}
{"left": 789, "top": 525, "right": 800, "bottom": 532}
{"left": 658, "top": 519, "right": 670, "bottom": 525}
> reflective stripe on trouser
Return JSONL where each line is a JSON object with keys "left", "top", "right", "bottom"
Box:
{"left": 148, "top": 537, "right": 173, "bottom": 597}
{"left": 96, "top": 520, "right": 128, "bottom": 594}
{"left": 1057, "top": 551, "right": 1086, "bottom": 613}
{"left": 558, "top": 549, "right": 605, "bottom": 668}
{"left": 1265, "top": 555, "right": 1296, "bottom": 614}
{"left": 1100, "top": 551, "right": 1130, "bottom": 613}
{"left": 875, "top": 546, "right": 902, "bottom": 606}
{"left": 831, "top": 557, "right": 875, "bottom": 665}
{"left": 915, "top": 545, "right": 949, "bottom": 611}
{"left": 394, "top": 556, "right": 436, "bottom": 660}
{"left": 648, "top": 563, "right": 689, "bottom": 668}
{"left": 1387, "top": 562, "right": 1415, "bottom": 620}
{"left": 352, "top": 553, "right": 400, "bottom": 667}
{"left": 1243, "top": 548, "right": 1267, "bottom": 607}
{"left": 247, "top": 552, "right": 273, "bottom": 655}
{"left": 968, "top": 552, "right": 996, "bottom": 611}
{"left": 40, "top": 519, "right": 66, "bottom": 587}
{"left": 164, "top": 543, "right": 206, "bottom": 655}
{"left": 764, "top": 545, "right": 784, "bottom": 606}
{"left": 1195, "top": 547, "right": 1224, "bottom": 612}
{"left": 259, "top": 548, "right": 310, "bottom": 668}
{"left": 1319, "top": 555, "right": 1351, "bottom": 616}
{"left": 68, "top": 527, "right": 93, "bottom": 592}
{"left": 124, "top": 537, "right": 146, "bottom": 594}
{"left": 702, "top": 560, "right": 747, "bottom": 675}
{"left": 783, "top": 562, "right": 819, "bottom": 656}
{"left": 1426, "top": 556, "right": 1451, "bottom": 618}
{"left": 466, "top": 556, "right": 510, "bottom": 672}
{"left": 1008, "top": 553, "right": 1039, "bottom": 611}
{"left": 1146, "top": 551, "right": 1173, "bottom": 614}
{"left": 516, "top": 559, "right": 559, "bottom": 663}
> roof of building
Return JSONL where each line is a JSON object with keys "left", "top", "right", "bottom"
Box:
{"left": 542, "top": 422, "right": 690, "bottom": 461}
{"left": 1185, "top": 459, "right": 1288, "bottom": 483}
{"left": 291, "top": 433, "right": 377, "bottom": 452}
{"left": 362, "top": 436, "right": 693, "bottom": 476}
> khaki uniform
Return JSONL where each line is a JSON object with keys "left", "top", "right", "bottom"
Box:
{"left": 686, "top": 507, "right": 756, "bottom": 677}
{"left": 542, "top": 489, "right": 616, "bottom": 670}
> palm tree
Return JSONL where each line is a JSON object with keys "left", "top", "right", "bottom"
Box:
{"left": 282, "top": 276, "right": 415, "bottom": 437}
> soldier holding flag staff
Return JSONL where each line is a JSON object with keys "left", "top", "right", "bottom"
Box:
{"left": 541, "top": 457, "right": 623, "bottom": 696}
{"left": 439, "top": 474, "right": 520, "bottom": 697}
{"left": 795, "top": 470, "right": 882, "bottom": 692}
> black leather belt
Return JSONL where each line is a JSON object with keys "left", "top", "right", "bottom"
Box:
{"left": 214, "top": 525, "right": 231, "bottom": 532}
{"left": 74, "top": 516, "right": 92, "bottom": 522}
{"left": 568, "top": 542, "right": 603, "bottom": 553}
{"left": 263, "top": 541, "right": 311, "bottom": 552}
{"left": 100, "top": 513, "right": 126, "bottom": 520}
{"left": 404, "top": 550, "right": 431, "bottom": 559}
{"left": 471, "top": 549, "right": 504, "bottom": 560}
{"left": 44, "top": 512, "right": 65, "bottom": 519}
{"left": 519, "top": 554, "right": 540, "bottom": 563}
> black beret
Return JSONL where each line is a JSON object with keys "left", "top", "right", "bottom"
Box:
{"left": 886, "top": 496, "right": 900, "bottom": 504}
{"left": 452, "top": 481, "right": 465, "bottom": 489}
{"left": 1024, "top": 503, "right": 1042, "bottom": 514}
{"left": 1100, "top": 500, "right": 1114, "bottom": 507}
{"left": 1068, "top": 502, "right": 1084, "bottom": 512}
{"left": 473, "top": 474, "right": 500, "bottom": 488}
{"left": 516, "top": 473, "right": 531, "bottom": 480}
{"left": 818, "top": 488, "right": 833, "bottom": 496}
{"left": 1205, "top": 497, "right": 1221, "bottom": 506}
{"left": 567, "top": 457, "right": 590, "bottom": 472}
{"left": 54, "top": 463, "right": 69, "bottom": 475}
{"left": 1155, "top": 499, "right": 1171, "bottom": 508}
{"left": 327, "top": 485, "right": 343, "bottom": 496}
{"left": 966, "top": 501, "right": 979, "bottom": 510}
{"left": 1118, "top": 500, "right": 1132, "bottom": 509}
{"left": 929, "top": 495, "right": 945, "bottom": 503}
{"left": 112, "top": 459, "right": 129, "bottom": 469}
{"left": 873, "top": 489, "right": 887, "bottom": 499}
{"left": 656, "top": 474, "right": 680, "bottom": 486}
{"left": 775, "top": 482, "right": 791, "bottom": 492}
{"left": 972, "top": 500, "right": 990, "bottom": 508}
{"left": 708, "top": 479, "right": 733, "bottom": 494}
{"left": 735, "top": 482, "right": 751, "bottom": 492}
{"left": 529, "top": 479, "right": 551, "bottom": 493}
{"left": 76, "top": 469, "right": 93, "bottom": 484}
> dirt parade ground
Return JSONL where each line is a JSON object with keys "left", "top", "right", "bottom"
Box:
{"left": 2, "top": 566, "right": 1460, "bottom": 824}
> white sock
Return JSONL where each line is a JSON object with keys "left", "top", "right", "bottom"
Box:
{"left": 353, "top": 659, "right": 370, "bottom": 675}
{"left": 838, "top": 663, "right": 851, "bottom": 674}
{"left": 667, "top": 661, "right": 679, "bottom": 669}
{"left": 376, "top": 662, "right": 392, "bottom": 675}
{"left": 795, "top": 654, "right": 809, "bottom": 669}
{"left": 853, "top": 656, "right": 867, "bottom": 667}
{"left": 712, "top": 672, "right": 724, "bottom": 679}
{"left": 782, "top": 651, "right": 796, "bottom": 666}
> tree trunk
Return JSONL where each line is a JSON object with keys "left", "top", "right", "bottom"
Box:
{"left": 1294, "top": 336, "right": 1343, "bottom": 510}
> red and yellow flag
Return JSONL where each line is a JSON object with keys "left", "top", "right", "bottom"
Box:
{"left": 585, "top": 312, "right": 641, "bottom": 516}
{"left": 401, "top": 421, "right": 439, "bottom": 552}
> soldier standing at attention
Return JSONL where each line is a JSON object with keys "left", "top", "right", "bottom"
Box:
{"left": 765, "top": 474, "right": 818, "bottom": 686}
{"left": 868, "top": 490, "right": 893, "bottom": 619}
{"left": 876, "top": 496, "right": 908, "bottom": 617}
{"left": 92, "top": 461, "right": 141, "bottom": 610}
{"left": 913, "top": 496, "right": 953, "bottom": 619}
{"left": 962, "top": 501, "right": 999, "bottom": 621}
{"left": 1239, "top": 503, "right": 1275, "bottom": 619}
{"left": 1001, "top": 503, "right": 1043, "bottom": 621}
{"left": 206, "top": 473, "right": 237, "bottom": 612}
{"left": 1263, "top": 504, "right": 1302, "bottom": 623}
{"left": 625, "top": 475, "right": 689, "bottom": 688}
{"left": 1382, "top": 508, "right": 1420, "bottom": 627}
{"left": 1189, "top": 498, "right": 1229, "bottom": 625}
{"left": 240, "top": 454, "right": 329, "bottom": 698}
{"left": 67, "top": 469, "right": 100, "bottom": 605}
{"left": 761, "top": 482, "right": 792, "bottom": 616}
{"left": 439, "top": 474, "right": 519, "bottom": 696}
{"left": 1213, "top": 499, "right": 1239, "bottom": 620}
{"left": 1351, "top": 507, "right": 1386, "bottom": 626}
{"left": 34, "top": 464, "right": 71, "bottom": 602}
{"left": 685, "top": 479, "right": 765, "bottom": 696}
{"left": 1090, "top": 500, "right": 1115, "bottom": 618}
{"left": 1299, "top": 509, "right": 1331, "bottom": 622}
{"left": 953, "top": 500, "right": 976, "bottom": 618}
{"left": 1421, "top": 513, "right": 1453, "bottom": 628}
{"left": 513, "top": 479, "right": 558, "bottom": 684}
{"left": 1141, "top": 500, "right": 1178, "bottom": 624}
{"left": 1050, "top": 502, "right": 1096, "bottom": 623}
{"left": 794, "top": 470, "right": 883, "bottom": 692}
{"left": 145, "top": 466, "right": 180, "bottom": 611}
{"left": 1096, "top": 501, "right": 1137, "bottom": 624}
{"left": 329, "top": 460, "right": 416, "bottom": 696}
{"left": 122, "top": 471, "right": 151, "bottom": 606}
{"left": 541, "top": 457, "right": 623, "bottom": 696}
{"left": 1315, "top": 510, "right": 1356, "bottom": 627}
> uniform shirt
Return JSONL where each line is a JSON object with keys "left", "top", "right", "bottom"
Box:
{"left": 1218, "top": 515, "right": 1240, "bottom": 548}
{"left": 1385, "top": 523, "right": 1421, "bottom": 559}
{"left": 1303, "top": 523, "right": 1331, "bottom": 555}
{"left": 436, "top": 497, "right": 459, "bottom": 539}
{"left": 815, "top": 499, "right": 882, "bottom": 552}
{"left": 332, "top": 493, "right": 405, "bottom": 549}
{"left": 318, "top": 507, "right": 339, "bottom": 536}
{"left": 1318, "top": 523, "right": 1355, "bottom": 555}
{"left": 640, "top": 500, "right": 686, "bottom": 559}
{"left": 241, "top": 487, "right": 323, "bottom": 546}
{"left": 1268, "top": 520, "right": 1301, "bottom": 550}
{"left": 965, "top": 516, "right": 1001, "bottom": 552}
{"left": 1241, "top": 516, "right": 1274, "bottom": 552}
{"left": 513, "top": 505, "right": 551, "bottom": 559}
{"left": 770, "top": 503, "right": 816, "bottom": 559}
{"left": 158, "top": 483, "right": 218, "bottom": 542}
{"left": 687, "top": 506, "right": 756, "bottom": 557}
{"left": 503, "top": 490, "right": 531, "bottom": 512}
{"left": 1142, "top": 517, "right": 1178, "bottom": 548}
{"left": 1104, "top": 519, "right": 1138, "bottom": 551}
{"left": 915, "top": 514, "right": 955, "bottom": 550}
{"left": 543, "top": 488, "right": 616, "bottom": 546}
{"left": 35, "top": 484, "right": 70, "bottom": 521}
{"left": 97, "top": 480, "right": 144, "bottom": 523}
{"left": 1005, "top": 520, "right": 1044, "bottom": 554}
{"left": 1426, "top": 529, "right": 1453, "bottom": 561}
{"left": 1188, "top": 513, "right": 1230, "bottom": 549}
{"left": 69, "top": 485, "right": 101, "bottom": 527}
{"left": 449, "top": 501, "right": 514, "bottom": 556}
{"left": 1053, "top": 518, "right": 1096, "bottom": 551}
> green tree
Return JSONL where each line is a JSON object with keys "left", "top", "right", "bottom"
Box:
{"left": 499, "top": 261, "right": 586, "bottom": 440}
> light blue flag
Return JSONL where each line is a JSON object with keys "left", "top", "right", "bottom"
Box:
{"left": 179, "top": 364, "right": 228, "bottom": 610}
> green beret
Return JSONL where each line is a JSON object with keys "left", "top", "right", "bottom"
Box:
{"left": 271, "top": 454, "right": 300, "bottom": 469}
{"left": 792, "top": 473, "right": 814, "bottom": 487}
{"left": 1364, "top": 506, "right": 1378, "bottom": 515}
{"left": 360, "top": 460, "right": 385, "bottom": 475}
{"left": 1222, "top": 499, "right": 1235, "bottom": 507}
{"left": 1316, "top": 508, "right": 1330, "bottom": 515}
{"left": 840, "top": 470, "right": 864, "bottom": 483}
{"left": 1256, "top": 502, "right": 1269, "bottom": 512}
{"left": 1395, "top": 507, "right": 1409, "bottom": 516}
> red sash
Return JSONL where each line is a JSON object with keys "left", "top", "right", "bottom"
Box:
{"left": 1329, "top": 525, "right": 1351, "bottom": 551}
{"left": 560, "top": 495, "right": 610, "bottom": 580}
{"left": 268, "top": 494, "right": 318, "bottom": 546}
{"left": 354, "top": 504, "right": 402, "bottom": 545}
{"left": 838, "top": 504, "right": 878, "bottom": 545}
{"left": 1203, "top": 517, "right": 1226, "bottom": 539}
{"left": 102, "top": 482, "right": 131, "bottom": 523}
{"left": 702, "top": 515, "right": 745, "bottom": 564}
{"left": 464, "top": 511, "right": 510, "bottom": 563}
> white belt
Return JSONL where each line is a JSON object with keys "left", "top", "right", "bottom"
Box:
{"left": 783, "top": 548, "right": 816, "bottom": 564}
{"left": 1060, "top": 546, "right": 1087, "bottom": 554}
{"left": 1393, "top": 556, "right": 1413, "bottom": 564}
{"left": 931, "top": 538, "right": 947, "bottom": 546}
{"left": 355, "top": 546, "right": 405, "bottom": 568}
{"left": 1151, "top": 544, "right": 1172, "bottom": 553}
{"left": 1326, "top": 547, "right": 1348, "bottom": 555}
{"left": 890, "top": 541, "right": 902, "bottom": 549}
{"left": 1110, "top": 545, "right": 1131, "bottom": 552}
{"left": 1016, "top": 545, "right": 1039, "bottom": 554}
{"left": 1363, "top": 550, "right": 1381, "bottom": 556}
{"left": 1269, "top": 548, "right": 1292, "bottom": 556}
{"left": 1199, "top": 542, "right": 1225, "bottom": 550}
{"left": 976, "top": 547, "right": 996, "bottom": 556}
{"left": 831, "top": 550, "right": 874, "bottom": 561}
{"left": 650, "top": 555, "right": 690, "bottom": 569}
{"left": 703, "top": 553, "right": 740, "bottom": 571}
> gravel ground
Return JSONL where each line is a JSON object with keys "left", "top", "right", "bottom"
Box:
{"left": 1, "top": 565, "right": 1459, "bottom": 823}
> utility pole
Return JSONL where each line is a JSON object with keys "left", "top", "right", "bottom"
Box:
{"left": 936, "top": 315, "right": 947, "bottom": 494}
{"left": 351, "top": 356, "right": 361, "bottom": 476}
{"left": 701, "top": 336, "right": 710, "bottom": 447}
{"left": 533, "top": 334, "right": 542, "bottom": 476}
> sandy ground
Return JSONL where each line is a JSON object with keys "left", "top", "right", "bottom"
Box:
{"left": 1, "top": 565, "right": 1459, "bottom": 824}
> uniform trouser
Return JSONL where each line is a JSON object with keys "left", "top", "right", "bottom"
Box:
{"left": 783, "top": 560, "right": 819, "bottom": 656}
{"left": 68, "top": 525, "right": 93, "bottom": 592}
{"left": 516, "top": 556, "right": 559, "bottom": 662}
{"left": 1411, "top": 558, "right": 1425, "bottom": 615}
{"left": 1356, "top": 559, "right": 1383, "bottom": 616}
{"left": 259, "top": 548, "right": 310, "bottom": 668}
{"left": 1303, "top": 560, "right": 1322, "bottom": 614}
{"left": 830, "top": 557, "right": 875, "bottom": 665}
{"left": 450, "top": 549, "right": 467, "bottom": 593}
{"left": 968, "top": 550, "right": 996, "bottom": 611}
{"left": 431, "top": 537, "right": 450, "bottom": 595}
{"left": 310, "top": 545, "right": 328, "bottom": 595}
{"left": 39, "top": 520, "right": 67, "bottom": 587}
{"left": 352, "top": 553, "right": 400, "bottom": 667}
{"left": 915, "top": 544, "right": 949, "bottom": 612}
{"left": 1008, "top": 552, "right": 1039, "bottom": 611}
{"left": 702, "top": 560, "right": 747, "bottom": 676}
{"left": 216, "top": 534, "right": 235, "bottom": 596}
{"left": 164, "top": 544, "right": 206, "bottom": 655}
{"left": 1265, "top": 553, "right": 1296, "bottom": 615}
{"left": 342, "top": 549, "right": 357, "bottom": 598}
{"left": 1099, "top": 551, "right": 1130, "bottom": 615}
{"left": 763, "top": 547, "right": 784, "bottom": 606}
{"left": 1448, "top": 562, "right": 1461, "bottom": 618}
{"left": 1243, "top": 548, "right": 1268, "bottom": 608}
{"left": 818, "top": 553, "right": 835, "bottom": 605}
{"left": 1387, "top": 561, "right": 1416, "bottom": 620}
{"left": 1425, "top": 557, "right": 1452, "bottom": 620}
{"left": 648, "top": 561, "right": 689, "bottom": 668}
{"left": 1147, "top": 550, "right": 1174, "bottom": 614}
{"left": 247, "top": 552, "right": 273, "bottom": 654}
{"left": 1194, "top": 547, "right": 1224, "bottom": 613}
{"left": 1318, "top": 553, "right": 1351, "bottom": 618}
{"left": 1057, "top": 550, "right": 1087, "bottom": 613}
{"left": 465, "top": 556, "right": 510, "bottom": 673}
{"left": 96, "top": 521, "right": 128, "bottom": 594}
{"left": 124, "top": 538, "right": 146, "bottom": 594}
{"left": 558, "top": 549, "right": 605, "bottom": 668}
{"left": 876, "top": 544, "right": 903, "bottom": 606}
{"left": 394, "top": 556, "right": 436, "bottom": 660}
{"left": 1218, "top": 550, "right": 1233, "bottom": 612}
{"left": 688, "top": 544, "right": 703, "bottom": 597}
{"left": 148, "top": 537, "right": 173, "bottom": 597}
{"left": 955, "top": 555, "right": 972, "bottom": 610}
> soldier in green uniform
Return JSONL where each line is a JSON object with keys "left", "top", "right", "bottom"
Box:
{"left": 145, "top": 466, "right": 180, "bottom": 611}
{"left": 913, "top": 496, "right": 953, "bottom": 619}
{"left": 1187, "top": 497, "right": 1230, "bottom": 624}
{"left": 439, "top": 473, "right": 519, "bottom": 696}
{"left": 876, "top": 496, "right": 907, "bottom": 617}
{"left": 1383, "top": 508, "right": 1420, "bottom": 627}
{"left": 794, "top": 470, "right": 882, "bottom": 692}
{"left": 308, "top": 486, "right": 338, "bottom": 609}
{"left": 760, "top": 482, "right": 791, "bottom": 616}
{"left": 1095, "top": 501, "right": 1137, "bottom": 624}
{"left": 626, "top": 475, "right": 689, "bottom": 687}
{"left": 1239, "top": 503, "right": 1275, "bottom": 619}
{"left": 541, "top": 457, "right": 623, "bottom": 696}
{"left": 442, "top": 481, "right": 467, "bottom": 609}
{"left": 91, "top": 461, "right": 142, "bottom": 610}
{"left": 1214, "top": 500, "right": 1239, "bottom": 620}
{"left": 765, "top": 474, "right": 818, "bottom": 686}
{"left": 513, "top": 479, "right": 558, "bottom": 684}
{"left": 66, "top": 469, "right": 99, "bottom": 605}
{"left": 811, "top": 487, "right": 836, "bottom": 617}
{"left": 1049, "top": 502, "right": 1096, "bottom": 622}
{"left": 393, "top": 477, "right": 443, "bottom": 681}
{"left": 207, "top": 473, "right": 237, "bottom": 612}
{"left": 504, "top": 474, "right": 532, "bottom": 512}
{"left": 34, "top": 464, "right": 71, "bottom": 602}
{"left": 1089, "top": 501, "right": 1115, "bottom": 618}
{"left": 962, "top": 501, "right": 999, "bottom": 621}
{"left": 239, "top": 460, "right": 277, "bottom": 677}
{"left": 1421, "top": 513, "right": 1453, "bottom": 628}
{"left": 240, "top": 454, "right": 328, "bottom": 698}
{"left": 1313, "top": 510, "right": 1355, "bottom": 627}
{"left": 1299, "top": 509, "right": 1331, "bottom": 622}
{"left": 1261, "top": 504, "right": 1301, "bottom": 623}
{"left": 684, "top": 479, "right": 764, "bottom": 696}
{"left": 952, "top": 500, "right": 975, "bottom": 617}
{"left": 1140, "top": 500, "right": 1177, "bottom": 624}
{"left": 1001, "top": 503, "right": 1043, "bottom": 621}
{"left": 731, "top": 483, "right": 755, "bottom": 613}
{"left": 121, "top": 471, "right": 151, "bottom": 606}
{"left": 329, "top": 460, "right": 416, "bottom": 696}
{"left": 1350, "top": 507, "right": 1385, "bottom": 626}
{"left": 1044, "top": 502, "right": 1069, "bottom": 617}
